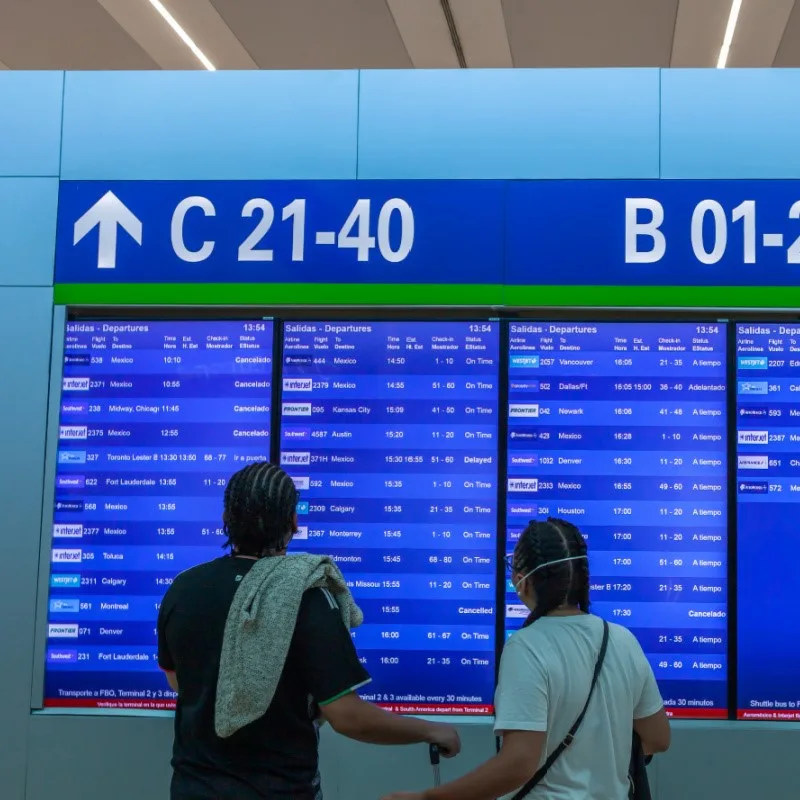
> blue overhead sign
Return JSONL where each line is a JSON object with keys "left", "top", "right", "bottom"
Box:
{"left": 54, "top": 179, "right": 800, "bottom": 306}
{"left": 55, "top": 180, "right": 505, "bottom": 286}
{"left": 506, "top": 180, "right": 800, "bottom": 287}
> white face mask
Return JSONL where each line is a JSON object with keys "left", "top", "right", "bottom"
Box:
{"left": 513, "top": 555, "right": 588, "bottom": 591}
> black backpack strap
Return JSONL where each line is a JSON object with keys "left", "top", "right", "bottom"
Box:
{"left": 507, "top": 620, "right": 610, "bottom": 800}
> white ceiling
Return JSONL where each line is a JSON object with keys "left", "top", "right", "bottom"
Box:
{"left": 0, "top": 0, "right": 798, "bottom": 70}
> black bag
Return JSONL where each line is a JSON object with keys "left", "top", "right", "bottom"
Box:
{"left": 507, "top": 620, "right": 653, "bottom": 800}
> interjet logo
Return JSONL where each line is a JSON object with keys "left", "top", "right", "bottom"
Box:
{"left": 737, "top": 430, "right": 768, "bottom": 445}
{"left": 52, "top": 549, "right": 82, "bottom": 563}
{"left": 508, "top": 478, "right": 538, "bottom": 493}
{"left": 295, "top": 526, "right": 309, "bottom": 540}
{"left": 281, "top": 451, "right": 311, "bottom": 466}
{"left": 62, "top": 377, "right": 90, "bottom": 391}
{"left": 508, "top": 404, "right": 539, "bottom": 418}
{"left": 282, "top": 402, "right": 312, "bottom": 416}
{"left": 283, "top": 378, "right": 313, "bottom": 392}
{"left": 292, "top": 476, "right": 310, "bottom": 491}
{"left": 53, "top": 524, "right": 84, "bottom": 539}
{"left": 59, "top": 425, "right": 88, "bottom": 440}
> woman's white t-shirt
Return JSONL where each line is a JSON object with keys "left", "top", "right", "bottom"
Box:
{"left": 494, "top": 614, "right": 664, "bottom": 800}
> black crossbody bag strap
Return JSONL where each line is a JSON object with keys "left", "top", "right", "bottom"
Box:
{"left": 507, "top": 620, "right": 610, "bottom": 800}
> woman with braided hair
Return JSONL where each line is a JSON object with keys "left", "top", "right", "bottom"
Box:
{"left": 157, "top": 461, "right": 459, "bottom": 800}
{"left": 383, "top": 517, "right": 670, "bottom": 800}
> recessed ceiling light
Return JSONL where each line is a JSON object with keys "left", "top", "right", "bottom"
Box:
{"left": 717, "top": 0, "right": 743, "bottom": 69}
{"left": 147, "top": 0, "right": 216, "bottom": 71}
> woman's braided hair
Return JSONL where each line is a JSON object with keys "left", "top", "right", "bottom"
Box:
{"left": 513, "top": 517, "right": 590, "bottom": 626}
{"left": 222, "top": 462, "right": 299, "bottom": 557}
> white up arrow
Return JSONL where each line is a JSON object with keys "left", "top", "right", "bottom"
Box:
{"left": 73, "top": 191, "right": 143, "bottom": 269}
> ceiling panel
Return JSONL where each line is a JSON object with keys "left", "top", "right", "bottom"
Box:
{"left": 450, "top": 0, "right": 513, "bottom": 67}
{"left": 502, "top": 0, "right": 679, "bottom": 67}
{"left": 670, "top": 0, "right": 731, "bottom": 67}
{"left": 0, "top": 0, "right": 157, "bottom": 69}
{"left": 773, "top": 0, "right": 800, "bottom": 65}
{"left": 729, "top": 0, "right": 796, "bottom": 66}
{"left": 386, "top": 0, "right": 458, "bottom": 68}
{"left": 210, "top": 0, "right": 412, "bottom": 69}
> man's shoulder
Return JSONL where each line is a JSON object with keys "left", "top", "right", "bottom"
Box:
{"left": 168, "top": 557, "right": 235, "bottom": 594}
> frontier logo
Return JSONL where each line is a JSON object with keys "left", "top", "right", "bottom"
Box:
{"left": 508, "top": 404, "right": 539, "bottom": 418}
{"left": 282, "top": 402, "right": 312, "bottom": 416}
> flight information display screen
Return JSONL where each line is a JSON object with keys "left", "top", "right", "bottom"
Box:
{"left": 736, "top": 323, "right": 800, "bottom": 720}
{"left": 505, "top": 322, "right": 728, "bottom": 718}
{"left": 44, "top": 319, "right": 273, "bottom": 709}
{"left": 279, "top": 320, "right": 499, "bottom": 714}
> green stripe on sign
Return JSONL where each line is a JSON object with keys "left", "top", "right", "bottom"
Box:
{"left": 54, "top": 283, "right": 504, "bottom": 306}
{"left": 503, "top": 285, "right": 800, "bottom": 307}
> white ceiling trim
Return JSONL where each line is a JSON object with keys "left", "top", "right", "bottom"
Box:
{"left": 729, "top": 0, "right": 795, "bottom": 66}
{"left": 386, "top": 0, "right": 460, "bottom": 68}
{"left": 449, "top": 0, "right": 513, "bottom": 67}
{"left": 671, "top": 0, "right": 733, "bottom": 67}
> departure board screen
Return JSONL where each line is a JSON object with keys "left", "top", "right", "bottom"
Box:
{"left": 44, "top": 319, "right": 273, "bottom": 709}
{"left": 736, "top": 323, "right": 800, "bottom": 720}
{"left": 279, "top": 321, "right": 499, "bottom": 715}
{"left": 505, "top": 322, "right": 728, "bottom": 718}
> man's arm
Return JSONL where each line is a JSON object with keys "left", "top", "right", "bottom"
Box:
{"left": 294, "top": 589, "right": 460, "bottom": 754}
{"left": 320, "top": 693, "right": 457, "bottom": 752}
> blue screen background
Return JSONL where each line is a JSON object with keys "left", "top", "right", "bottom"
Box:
{"left": 279, "top": 320, "right": 499, "bottom": 715}
{"left": 505, "top": 322, "right": 728, "bottom": 718}
{"left": 46, "top": 319, "right": 273, "bottom": 709}
{"left": 736, "top": 323, "right": 800, "bottom": 720}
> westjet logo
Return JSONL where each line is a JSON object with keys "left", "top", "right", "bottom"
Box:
{"left": 738, "top": 430, "right": 768, "bottom": 445}
{"left": 510, "top": 355, "right": 540, "bottom": 369}
{"left": 738, "top": 357, "right": 768, "bottom": 370}
{"left": 50, "top": 574, "right": 81, "bottom": 588}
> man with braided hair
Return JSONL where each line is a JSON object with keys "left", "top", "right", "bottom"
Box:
{"left": 158, "top": 461, "right": 459, "bottom": 800}
{"left": 383, "top": 518, "right": 670, "bottom": 800}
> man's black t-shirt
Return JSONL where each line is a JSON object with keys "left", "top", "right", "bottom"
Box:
{"left": 157, "top": 556, "right": 370, "bottom": 800}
